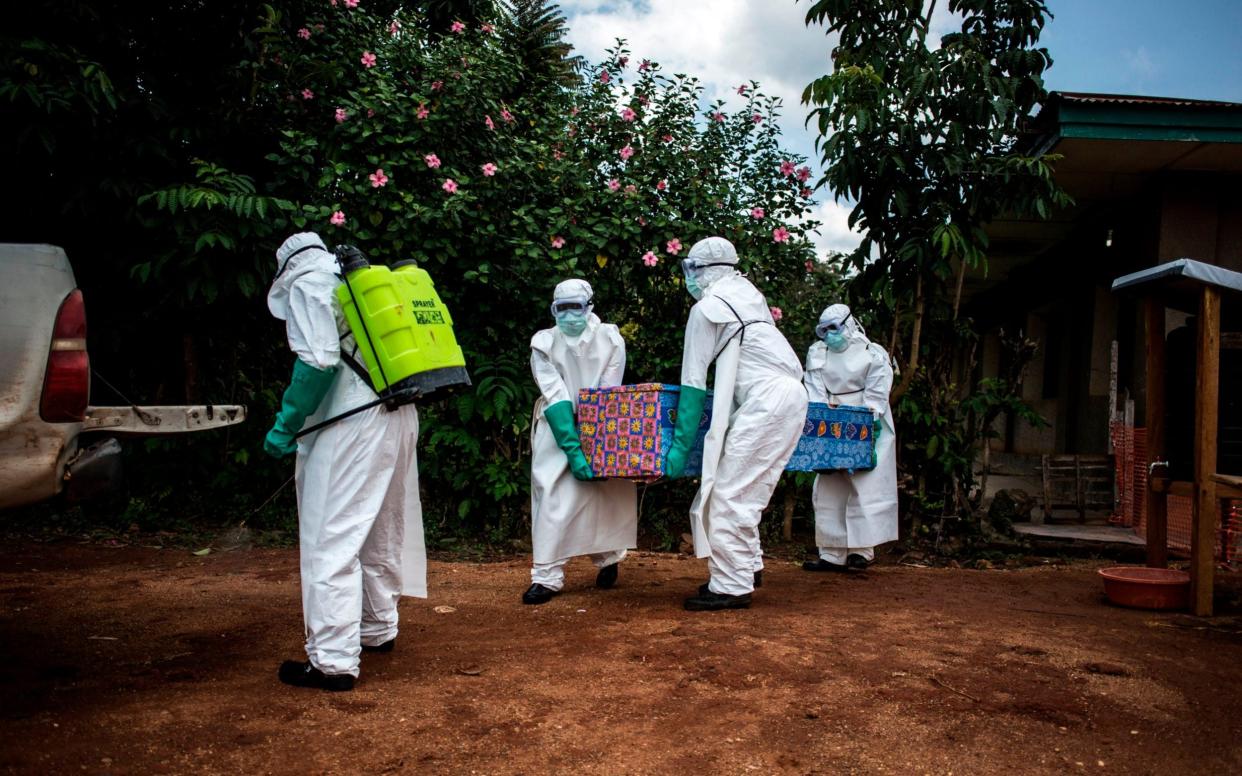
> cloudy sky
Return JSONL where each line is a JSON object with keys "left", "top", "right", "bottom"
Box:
{"left": 558, "top": 0, "right": 1242, "bottom": 259}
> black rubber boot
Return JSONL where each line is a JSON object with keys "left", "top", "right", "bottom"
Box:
{"left": 846, "top": 554, "right": 872, "bottom": 571}
{"left": 362, "top": 639, "right": 395, "bottom": 653}
{"left": 522, "top": 583, "right": 560, "bottom": 605}
{"left": 595, "top": 563, "right": 619, "bottom": 589}
{"left": 278, "top": 660, "right": 354, "bottom": 692}
{"left": 802, "top": 558, "right": 851, "bottom": 573}
{"left": 683, "top": 591, "right": 752, "bottom": 611}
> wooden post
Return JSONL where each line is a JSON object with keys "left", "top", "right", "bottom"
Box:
{"left": 1191, "top": 287, "right": 1221, "bottom": 617}
{"left": 1144, "top": 298, "right": 1168, "bottom": 568}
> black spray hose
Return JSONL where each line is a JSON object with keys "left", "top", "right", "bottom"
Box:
{"left": 293, "top": 387, "right": 420, "bottom": 440}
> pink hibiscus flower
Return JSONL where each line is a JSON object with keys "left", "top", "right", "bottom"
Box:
{"left": 800, "top": 187, "right": 813, "bottom": 199}
{"left": 367, "top": 108, "right": 375, "bottom": 117}
{"left": 334, "top": 107, "right": 348, "bottom": 123}
{"left": 424, "top": 153, "right": 441, "bottom": 169}
{"left": 624, "top": 184, "right": 637, "bottom": 195}
{"left": 345, "top": 0, "right": 358, "bottom": 7}
{"left": 805, "top": 260, "right": 815, "bottom": 273}
{"left": 619, "top": 144, "right": 634, "bottom": 160}
{"left": 752, "top": 113, "right": 764, "bottom": 124}
{"left": 779, "top": 160, "right": 795, "bottom": 176}
{"left": 416, "top": 103, "right": 429, "bottom": 120}
{"left": 501, "top": 108, "right": 514, "bottom": 123}
{"left": 441, "top": 179, "right": 458, "bottom": 194}
{"left": 642, "top": 251, "right": 658, "bottom": 267}
{"left": 796, "top": 166, "right": 812, "bottom": 182}
{"left": 772, "top": 227, "right": 790, "bottom": 243}
{"left": 638, "top": 95, "right": 649, "bottom": 106}
{"left": 656, "top": 179, "right": 667, "bottom": 191}
{"left": 480, "top": 23, "right": 494, "bottom": 34}
{"left": 485, "top": 115, "right": 495, "bottom": 130}
{"left": 607, "top": 178, "right": 621, "bottom": 192}
{"left": 360, "top": 51, "right": 376, "bottom": 68}
{"left": 750, "top": 207, "right": 765, "bottom": 219}
{"left": 712, "top": 112, "right": 725, "bottom": 123}
{"left": 599, "top": 71, "right": 610, "bottom": 84}
{"left": 550, "top": 236, "right": 565, "bottom": 249}
{"left": 389, "top": 21, "right": 400, "bottom": 36}
{"left": 621, "top": 107, "right": 637, "bottom": 122}
{"left": 431, "top": 80, "right": 443, "bottom": 92}
{"left": 450, "top": 21, "right": 465, "bottom": 33}
{"left": 618, "top": 56, "right": 629, "bottom": 68}
{"left": 297, "top": 28, "right": 311, "bottom": 40}
{"left": 662, "top": 134, "right": 674, "bottom": 143}
{"left": 330, "top": 210, "right": 346, "bottom": 226}
{"left": 737, "top": 84, "right": 748, "bottom": 95}
{"left": 369, "top": 168, "right": 388, "bottom": 188}
{"left": 639, "top": 59, "right": 651, "bottom": 72}
{"left": 301, "top": 88, "right": 314, "bottom": 100}
{"left": 481, "top": 162, "right": 497, "bottom": 177}
{"left": 769, "top": 306, "right": 783, "bottom": 322}
{"left": 666, "top": 238, "right": 682, "bottom": 255}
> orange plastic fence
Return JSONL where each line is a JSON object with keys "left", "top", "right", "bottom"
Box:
{"left": 1110, "top": 421, "right": 1233, "bottom": 562}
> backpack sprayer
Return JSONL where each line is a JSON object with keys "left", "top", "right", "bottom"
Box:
{"left": 295, "top": 245, "right": 471, "bottom": 438}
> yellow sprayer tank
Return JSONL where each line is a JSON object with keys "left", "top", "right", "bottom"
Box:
{"left": 334, "top": 247, "right": 470, "bottom": 403}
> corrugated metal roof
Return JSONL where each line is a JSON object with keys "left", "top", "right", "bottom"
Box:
{"left": 1056, "top": 92, "right": 1242, "bottom": 110}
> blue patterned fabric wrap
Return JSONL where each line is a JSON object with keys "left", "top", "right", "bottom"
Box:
{"left": 784, "top": 403, "right": 876, "bottom": 472}
{"left": 577, "top": 383, "right": 711, "bottom": 480}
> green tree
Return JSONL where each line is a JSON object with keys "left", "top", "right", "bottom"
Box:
{"left": 801, "top": 0, "right": 1069, "bottom": 528}
{"left": 499, "top": 0, "right": 583, "bottom": 86}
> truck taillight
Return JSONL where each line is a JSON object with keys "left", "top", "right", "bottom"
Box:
{"left": 40, "top": 289, "right": 89, "bottom": 423}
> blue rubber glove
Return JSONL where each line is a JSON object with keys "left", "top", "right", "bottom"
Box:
{"left": 665, "top": 386, "right": 707, "bottom": 478}
{"left": 264, "top": 359, "right": 338, "bottom": 458}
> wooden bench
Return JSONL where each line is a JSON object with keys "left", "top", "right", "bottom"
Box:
{"left": 1037, "top": 454, "right": 1113, "bottom": 523}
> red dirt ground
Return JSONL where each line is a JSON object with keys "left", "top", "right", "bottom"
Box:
{"left": 1, "top": 542, "right": 1241, "bottom": 775}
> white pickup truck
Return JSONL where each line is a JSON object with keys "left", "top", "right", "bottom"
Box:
{"left": 0, "top": 243, "right": 247, "bottom": 510}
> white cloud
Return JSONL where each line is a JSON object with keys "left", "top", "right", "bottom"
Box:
{"left": 1122, "top": 46, "right": 1157, "bottom": 79}
{"left": 809, "top": 197, "right": 864, "bottom": 256}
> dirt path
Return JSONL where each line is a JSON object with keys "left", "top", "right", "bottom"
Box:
{"left": 1, "top": 542, "right": 1240, "bottom": 775}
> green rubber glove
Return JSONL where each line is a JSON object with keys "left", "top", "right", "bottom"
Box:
{"left": 544, "top": 400, "right": 594, "bottom": 481}
{"left": 264, "top": 359, "right": 339, "bottom": 458}
{"left": 665, "top": 385, "right": 708, "bottom": 478}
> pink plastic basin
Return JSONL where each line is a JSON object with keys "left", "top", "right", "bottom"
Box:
{"left": 1098, "top": 566, "right": 1190, "bottom": 610}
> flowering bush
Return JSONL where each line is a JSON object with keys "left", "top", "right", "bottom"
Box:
{"left": 263, "top": 13, "right": 839, "bottom": 539}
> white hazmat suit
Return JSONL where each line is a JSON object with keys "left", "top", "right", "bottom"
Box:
{"left": 805, "top": 304, "right": 898, "bottom": 565}
{"left": 529, "top": 280, "right": 637, "bottom": 592}
{"left": 267, "top": 233, "right": 426, "bottom": 680}
{"left": 679, "top": 238, "right": 808, "bottom": 600}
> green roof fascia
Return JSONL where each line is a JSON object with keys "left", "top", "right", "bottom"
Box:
{"left": 1057, "top": 103, "right": 1242, "bottom": 143}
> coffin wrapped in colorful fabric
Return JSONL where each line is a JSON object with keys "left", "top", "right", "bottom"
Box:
{"left": 577, "top": 383, "right": 711, "bottom": 480}
{"left": 784, "top": 403, "right": 876, "bottom": 472}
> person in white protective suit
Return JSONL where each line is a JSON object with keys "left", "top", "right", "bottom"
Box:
{"left": 263, "top": 232, "right": 426, "bottom": 692}
{"left": 667, "top": 237, "right": 808, "bottom": 611}
{"left": 523, "top": 279, "right": 638, "bottom": 605}
{"left": 802, "top": 303, "right": 898, "bottom": 572}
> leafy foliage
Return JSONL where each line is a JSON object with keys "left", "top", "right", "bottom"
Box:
{"left": 802, "top": 0, "right": 1069, "bottom": 528}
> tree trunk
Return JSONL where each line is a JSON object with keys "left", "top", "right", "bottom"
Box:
{"left": 183, "top": 332, "right": 199, "bottom": 404}
{"left": 891, "top": 274, "right": 924, "bottom": 402}
{"left": 782, "top": 486, "right": 796, "bottom": 541}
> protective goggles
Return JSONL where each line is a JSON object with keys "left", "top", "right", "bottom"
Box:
{"left": 680, "top": 259, "right": 735, "bottom": 275}
{"left": 550, "top": 297, "right": 592, "bottom": 317}
{"left": 815, "top": 312, "right": 853, "bottom": 339}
